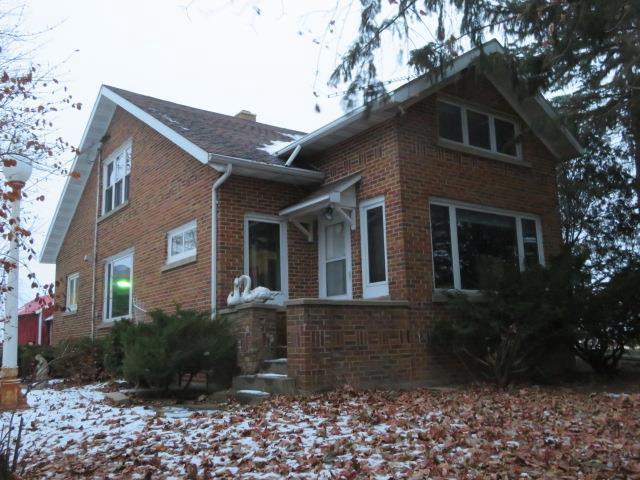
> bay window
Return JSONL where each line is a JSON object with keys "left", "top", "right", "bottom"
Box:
{"left": 104, "top": 250, "right": 133, "bottom": 321}
{"left": 429, "top": 200, "right": 543, "bottom": 290}
{"left": 103, "top": 141, "right": 132, "bottom": 214}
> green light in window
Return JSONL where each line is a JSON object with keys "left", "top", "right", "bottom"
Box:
{"left": 115, "top": 279, "right": 131, "bottom": 289}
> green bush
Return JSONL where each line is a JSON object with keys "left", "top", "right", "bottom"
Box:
{"left": 50, "top": 337, "right": 106, "bottom": 382}
{"left": 102, "top": 319, "right": 133, "bottom": 377}
{"left": 572, "top": 260, "right": 640, "bottom": 373}
{"left": 431, "top": 253, "right": 578, "bottom": 388}
{"left": 121, "top": 307, "right": 237, "bottom": 390}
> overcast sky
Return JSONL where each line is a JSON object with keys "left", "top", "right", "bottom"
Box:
{"left": 13, "top": 0, "right": 418, "bottom": 304}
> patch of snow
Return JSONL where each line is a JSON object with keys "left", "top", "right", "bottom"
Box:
{"left": 256, "top": 139, "right": 293, "bottom": 155}
{"left": 235, "top": 389, "right": 270, "bottom": 396}
{"left": 256, "top": 373, "right": 288, "bottom": 379}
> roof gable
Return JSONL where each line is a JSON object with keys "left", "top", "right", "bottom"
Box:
{"left": 276, "top": 40, "right": 582, "bottom": 162}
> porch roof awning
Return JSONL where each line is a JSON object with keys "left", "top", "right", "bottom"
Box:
{"left": 279, "top": 172, "right": 361, "bottom": 219}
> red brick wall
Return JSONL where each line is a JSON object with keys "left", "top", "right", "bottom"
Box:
{"left": 53, "top": 107, "right": 219, "bottom": 343}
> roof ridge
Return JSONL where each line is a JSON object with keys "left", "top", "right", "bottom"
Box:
{"left": 103, "top": 85, "right": 306, "bottom": 135}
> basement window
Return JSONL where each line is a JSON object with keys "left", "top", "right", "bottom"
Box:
{"left": 437, "top": 99, "right": 522, "bottom": 160}
{"left": 167, "top": 221, "right": 197, "bottom": 264}
{"left": 103, "top": 141, "right": 132, "bottom": 214}
{"left": 429, "top": 200, "right": 543, "bottom": 291}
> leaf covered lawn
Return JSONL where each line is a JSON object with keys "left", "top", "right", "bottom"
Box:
{"left": 4, "top": 384, "right": 640, "bottom": 478}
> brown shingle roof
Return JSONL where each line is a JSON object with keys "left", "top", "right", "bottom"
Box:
{"left": 105, "top": 86, "right": 305, "bottom": 166}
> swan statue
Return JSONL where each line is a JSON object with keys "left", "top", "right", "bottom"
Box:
{"left": 227, "top": 277, "right": 242, "bottom": 306}
{"left": 239, "top": 274, "right": 278, "bottom": 303}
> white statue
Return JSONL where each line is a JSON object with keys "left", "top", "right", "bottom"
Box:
{"left": 34, "top": 354, "right": 49, "bottom": 382}
{"left": 227, "top": 277, "right": 242, "bottom": 306}
{"left": 239, "top": 274, "right": 278, "bottom": 303}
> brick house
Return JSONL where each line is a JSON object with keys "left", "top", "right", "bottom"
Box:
{"left": 40, "top": 41, "right": 581, "bottom": 391}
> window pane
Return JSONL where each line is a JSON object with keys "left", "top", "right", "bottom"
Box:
{"left": 366, "top": 206, "right": 386, "bottom": 283}
{"left": 438, "top": 102, "right": 463, "bottom": 142}
{"left": 171, "top": 234, "right": 184, "bottom": 256}
{"left": 114, "top": 180, "right": 123, "bottom": 208}
{"left": 104, "top": 186, "right": 113, "bottom": 213}
{"left": 467, "top": 110, "right": 491, "bottom": 150}
{"left": 248, "top": 221, "right": 281, "bottom": 291}
{"left": 456, "top": 208, "right": 518, "bottom": 289}
{"left": 326, "top": 259, "right": 346, "bottom": 296}
{"left": 495, "top": 118, "right": 517, "bottom": 156}
{"left": 106, "top": 265, "right": 111, "bottom": 318}
{"left": 111, "top": 257, "right": 131, "bottom": 318}
{"left": 106, "top": 162, "right": 114, "bottom": 187}
{"left": 325, "top": 223, "right": 346, "bottom": 260}
{"left": 183, "top": 229, "right": 196, "bottom": 251}
{"left": 521, "top": 219, "right": 540, "bottom": 268}
{"left": 124, "top": 147, "right": 132, "bottom": 174}
{"left": 124, "top": 174, "right": 130, "bottom": 202}
{"left": 430, "top": 204, "right": 454, "bottom": 289}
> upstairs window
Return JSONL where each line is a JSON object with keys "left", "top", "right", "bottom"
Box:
{"left": 103, "top": 141, "right": 132, "bottom": 214}
{"left": 167, "top": 221, "right": 197, "bottom": 264}
{"left": 66, "top": 272, "right": 79, "bottom": 312}
{"left": 437, "top": 100, "right": 521, "bottom": 160}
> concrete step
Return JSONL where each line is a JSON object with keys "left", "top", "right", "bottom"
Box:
{"left": 262, "top": 358, "right": 288, "bottom": 375}
{"left": 234, "top": 389, "right": 270, "bottom": 405}
{"left": 232, "top": 373, "right": 296, "bottom": 395}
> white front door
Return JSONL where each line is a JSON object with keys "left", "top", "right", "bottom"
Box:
{"left": 319, "top": 215, "right": 352, "bottom": 299}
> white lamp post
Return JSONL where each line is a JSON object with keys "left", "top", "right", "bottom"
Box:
{"left": 0, "top": 154, "right": 32, "bottom": 410}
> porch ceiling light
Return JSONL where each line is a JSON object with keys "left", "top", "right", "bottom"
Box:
{"left": 323, "top": 205, "right": 333, "bottom": 221}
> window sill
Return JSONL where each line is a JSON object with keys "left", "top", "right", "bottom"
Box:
{"left": 97, "top": 201, "right": 129, "bottom": 223}
{"left": 437, "top": 139, "right": 531, "bottom": 168}
{"left": 161, "top": 254, "right": 197, "bottom": 272}
{"left": 432, "top": 289, "right": 488, "bottom": 303}
{"left": 62, "top": 309, "right": 78, "bottom": 317}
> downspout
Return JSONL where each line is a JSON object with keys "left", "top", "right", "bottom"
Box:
{"left": 285, "top": 145, "right": 301, "bottom": 167}
{"left": 37, "top": 309, "right": 43, "bottom": 345}
{"left": 210, "top": 162, "right": 232, "bottom": 317}
{"left": 90, "top": 142, "right": 104, "bottom": 340}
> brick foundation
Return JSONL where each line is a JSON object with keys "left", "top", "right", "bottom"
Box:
{"left": 221, "top": 304, "right": 285, "bottom": 374}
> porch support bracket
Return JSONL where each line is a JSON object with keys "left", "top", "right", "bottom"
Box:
{"left": 292, "top": 220, "right": 314, "bottom": 242}
{"left": 334, "top": 206, "right": 356, "bottom": 230}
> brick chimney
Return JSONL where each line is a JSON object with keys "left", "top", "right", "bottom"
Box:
{"left": 235, "top": 110, "right": 257, "bottom": 122}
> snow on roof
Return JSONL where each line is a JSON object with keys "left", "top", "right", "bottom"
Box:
{"left": 18, "top": 295, "right": 54, "bottom": 316}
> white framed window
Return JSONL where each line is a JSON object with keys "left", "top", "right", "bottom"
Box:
{"left": 167, "top": 220, "right": 197, "bottom": 264}
{"left": 102, "top": 140, "right": 132, "bottom": 214}
{"left": 66, "top": 272, "right": 79, "bottom": 312}
{"left": 359, "top": 196, "right": 388, "bottom": 298}
{"left": 244, "top": 214, "right": 288, "bottom": 302}
{"left": 429, "top": 199, "right": 544, "bottom": 291}
{"left": 104, "top": 250, "right": 133, "bottom": 322}
{"left": 437, "top": 98, "right": 522, "bottom": 160}
{"left": 319, "top": 214, "right": 352, "bottom": 299}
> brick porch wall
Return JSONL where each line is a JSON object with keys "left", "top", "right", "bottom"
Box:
{"left": 286, "top": 299, "right": 469, "bottom": 392}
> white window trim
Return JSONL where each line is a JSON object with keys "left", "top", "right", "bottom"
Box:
{"left": 359, "top": 196, "right": 389, "bottom": 298}
{"left": 102, "top": 139, "right": 132, "bottom": 215}
{"left": 66, "top": 272, "right": 79, "bottom": 312}
{"left": 243, "top": 214, "right": 289, "bottom": 303}
{"left": 167, "top": 220, "right": 197, "bottom": 264}
{"left": 437, "top": 97, "right": 523, "bottom": 162}
{"left": 429, "top": 198, "right": 545, "bottom": 292}
{"left": 103, "top": 248, "right": 134, "bottom": 323}
{"left": 319, "top": 213, "right": 353, "bottom": 300}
